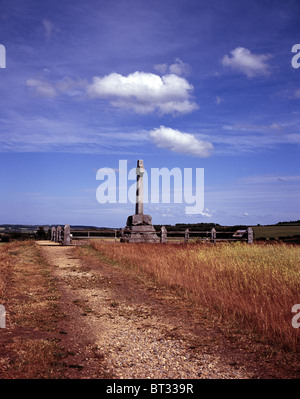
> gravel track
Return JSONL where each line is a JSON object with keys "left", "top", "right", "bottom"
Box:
{"left": 36, "top": 241, "right": 295, "bottom": 379}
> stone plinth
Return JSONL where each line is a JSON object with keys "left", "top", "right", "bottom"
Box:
{"left": 126, "top": 214, "right": 153, "bottom": 226}
{"left": 120, "top": 214, "right": 159, "bottom": 243}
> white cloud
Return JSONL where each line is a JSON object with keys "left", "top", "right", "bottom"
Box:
{"left": 87, "top": 71, "right": 198, "bottom": 115}
{"left": 26, "top": 79, "right": 57, "bottom": 98}
{"left": 55, "top": 77, "right": 88, "bottom": 97}
{"left": 222, "top": 122, "right": 283, "bottom": 133}
{"left": 168, "top": 58, "right": 191, "bottom": 76}
{"left": 0, "top": 111, "right": 151, "bottom": 153}
{"left": 26, "top": 77, "right": 87, "bottom": 98}
{"left": 199, "top": 208, "right": 213, "bottom": 217}
{"left": 222, "top": 47, "right": 272, "bottom": 77}
{"left": 238, "top": 174, "right": 300, "bottom": 185}
{"left": 25, "top": 63, "right": 197, "bottom": 115}
{"left": 157, "top": 100, "right": 198, "bottom": 115}
{"left": 154, "top": 58, "right": 191, "bottom": 77}
{"left": 42, "top": 19, "right": 59, "bottom": 39}
{"left": 154, "top": 63, "right": 168, "bottom": 75}
{"left": 292, "top": 88, "right": 300, "bottom": 98}
{"left": 149, "top": 126, "right": 213, "bottom": 157}
{"left": 269, "top": 123, "right": 282, "bottom": 130}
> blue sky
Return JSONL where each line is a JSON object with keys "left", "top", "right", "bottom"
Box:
{"left": 0, "top": 0, "right": 300, "bottom": 227}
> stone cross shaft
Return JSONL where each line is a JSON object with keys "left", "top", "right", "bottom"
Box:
{"left": 135, "top": 159, "right": 145, "bottom": 215}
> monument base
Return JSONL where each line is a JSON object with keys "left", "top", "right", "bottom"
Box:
{"left": 120, "top": 214, "right": 160, "bottom": 243}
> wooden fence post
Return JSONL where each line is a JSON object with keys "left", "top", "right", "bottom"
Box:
{"left": 184, "top": 229, "right": 189, "bottom": 243}
{"left": 211, "top": 228, "right": 216, "bottom": 243}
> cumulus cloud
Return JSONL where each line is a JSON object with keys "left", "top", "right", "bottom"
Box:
{"left": 169, "top": 58, "right": 192, "bottom": 76}
{"left": 149, "top": 126, "right": 213, "bottom": 157}
{"left": 155, "top": 58, "right": 191, "bottom": 77}
{"left": 87, "top": 71, "right": 198, "bottom": 115}
{"left": 26, "top": 65, "right": 198, "bottom": 115}
{"left": 222, "top": 47, "right": 272, "bottom": 77}
{"left": 153, "top": 63, "right": 168, "bottom": 75}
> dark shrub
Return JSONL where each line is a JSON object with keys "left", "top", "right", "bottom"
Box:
{"left": 0, "top": 234, "right": 10, "bottom": 242}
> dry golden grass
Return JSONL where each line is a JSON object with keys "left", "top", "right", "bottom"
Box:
{"left": 0, "top": 274, "right": 4, "bottom": 297}
{"left": 0, "top": 242, "right": 14, "bottom": 298}
{"left": 6, "top": 338, "right": 60, "bottom": 378}
{"left": 91, "top": 240, "right": 300, "bottom": 352}
{"left": 0, "top": 241, "right": 63, "bottom": 378}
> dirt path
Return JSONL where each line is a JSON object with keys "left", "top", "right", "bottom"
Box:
{"left": 35, "top": 241, "right": 298, "bottom": 379}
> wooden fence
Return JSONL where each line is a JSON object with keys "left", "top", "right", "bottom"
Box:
{"left": 50, "top": 226, "right": 118, "bottom": 245}
{"left": 160, "top": 227, "right": 254, "bottom": 244}
{"left": 70, "top": 229, "right": 118, "bottom": 242}
{"left": 50, "top": 225, "right": 254, "bottom": 245}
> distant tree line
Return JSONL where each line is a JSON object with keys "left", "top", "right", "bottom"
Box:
{"left": 0, "top": 226, "right": 51, "bottom": 242}
{"left": 276, "top": 220, "right": 300, "bottom": 225}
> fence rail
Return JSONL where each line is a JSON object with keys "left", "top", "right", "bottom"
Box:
{"left": 158, "top": 227, "right": 253, "bottom": 244}
{"left": 50, "top": 225, "right": 254, "bottom": 245}
{"left": 71, "top": 229, "right": 118, "bottom": 241}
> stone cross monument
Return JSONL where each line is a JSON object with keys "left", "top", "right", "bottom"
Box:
{"left": 135, "top": 159, "right": 144, "bottom": 215}
{"left": 121, "top": 159, "right": 159, "bottom": 243}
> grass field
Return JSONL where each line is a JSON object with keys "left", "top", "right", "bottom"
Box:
{"left": 0, "top": 241, "right": 63, "bottom": 378}
{"left": 1, "top": 238, "right": 300, "bottom": 359}
{"left": 91, "top": 240, "right": 300, "bottom": 352}
{"left": 252, "top": 225, "right": 300, "bottom": 240}
{"left": 1, "top": 239, "right": 300, "bottom": 379}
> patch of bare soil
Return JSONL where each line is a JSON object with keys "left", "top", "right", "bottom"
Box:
{"left": 35, "top": 241, "right": 300, "bottom": 379}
